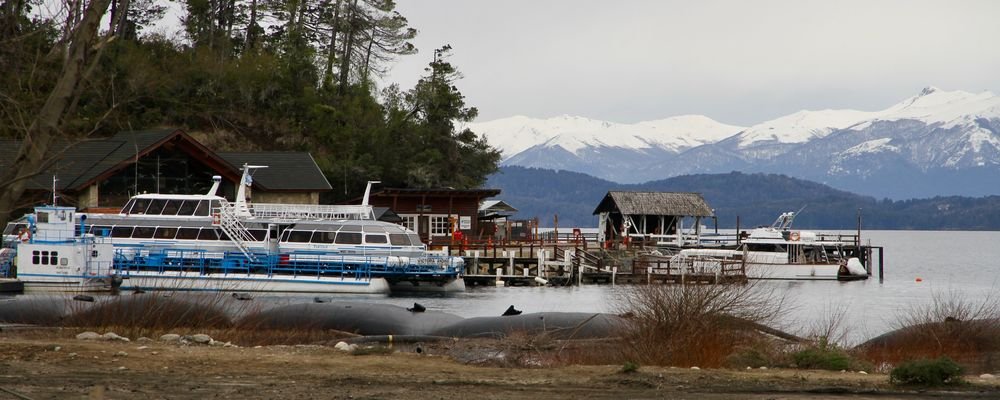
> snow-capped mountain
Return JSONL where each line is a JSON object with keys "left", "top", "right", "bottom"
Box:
{"left": 477, "top": 87, "right": 1000, "bottom": 199}
{"left": 468, "top": 114, "right": 744, "bottom": 158}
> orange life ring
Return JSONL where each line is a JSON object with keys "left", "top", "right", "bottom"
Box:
{"left": 789, "top": 231, "right": 800, "bottom": 241}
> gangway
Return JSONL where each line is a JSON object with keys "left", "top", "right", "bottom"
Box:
{"left": 214, "top": 200, "right": 259, "bottom": 261}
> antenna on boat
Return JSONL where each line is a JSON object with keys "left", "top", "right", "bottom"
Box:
{"left": 51, "top": 175, "right": 59, "bottom": 206}
{"left": 362, "top": 181, "right": 381, "bottom": 207}
{"left": 234, "top": 164, "right": 268, "bottom": 217}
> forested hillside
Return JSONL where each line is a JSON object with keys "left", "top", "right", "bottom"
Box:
{"left": 0, "top": 0, "right": 500, "bottom": 224}
{"left": 489, "top": 166, "right": 1000, "bottom": 230}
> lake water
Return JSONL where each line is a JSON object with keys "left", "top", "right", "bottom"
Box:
{"left": 8, "top": 230, "right": 998, "bottom": 344}
{"left": 262, "top": 230, "right": 1000, "bottom": 344}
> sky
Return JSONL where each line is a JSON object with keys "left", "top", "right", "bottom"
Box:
{"left": 383, "top": 0, "right": 1000, "bottom": 126}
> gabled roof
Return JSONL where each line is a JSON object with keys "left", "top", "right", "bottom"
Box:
{"left": 217, "top": 152, "right": 331, "bottom": 191}
{"left": 0, "top": 129, "right": 330, "bottom": 193}
{"left": 479, "top": 199, "right": 518, "bottom": 219}
{"left": 372, "top": 188, "right": 501, "bottom": 197}
{"left": 593, "top": 191, "right": 714, "bottom": 217}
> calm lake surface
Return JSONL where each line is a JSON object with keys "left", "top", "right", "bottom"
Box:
{"left": 9, "top": 231, "right": 998, "bottom": 343}
{"left": 260, "top": 230, "right": 999, "bottom": 344}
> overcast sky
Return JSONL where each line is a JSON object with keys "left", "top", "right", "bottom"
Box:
{"left": 383, "top": 0, "right": 1000, "bottom": 126}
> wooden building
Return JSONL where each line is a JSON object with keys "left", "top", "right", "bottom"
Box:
{"left": 593, "top": 191, "right": 714, "bottom": 247}
{"left": 365, "top": 188, "right": 501, "bottom": 243}
{"left": 0, "top": 129, "right": 331, "bottom": 211}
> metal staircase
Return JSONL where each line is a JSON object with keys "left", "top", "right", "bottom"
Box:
{"left": 214, "top": 200, "right": 258, "bottom": 261}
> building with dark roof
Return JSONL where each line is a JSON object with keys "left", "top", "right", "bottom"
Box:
{"left": 364, "top": 188, "right": 501, "bottom": 243}
{"left": 593, "top": 191, "right": 714, "bottom": 247}
{"left": 0, "top": 129, "right": 331, "bottom": 210}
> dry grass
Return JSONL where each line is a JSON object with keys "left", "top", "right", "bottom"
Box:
{"left": 613, "top": 281, "right": 787, "bottom": 368}
{"left": 857, "top": 291, "right": 1000, "bottom": 373}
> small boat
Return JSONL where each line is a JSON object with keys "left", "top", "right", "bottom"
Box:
{"left": 2, "top": 206, "right": 120, "bottom": 292}
{"left": 674, "top": 212, "right": 869, "bottom": 281}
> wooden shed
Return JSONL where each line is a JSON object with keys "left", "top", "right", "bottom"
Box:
{"left": 365, "top": 188, "right": 501, "bottom": 243}
{"left": 593, "top": 191, "right": 714, "bottom": 247}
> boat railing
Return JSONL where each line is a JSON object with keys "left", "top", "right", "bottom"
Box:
{"left": 250, "top": 203, "right": 374, "bottom": 221}
{"left": 214, "top": 200, "right": 258, "bottom": 261}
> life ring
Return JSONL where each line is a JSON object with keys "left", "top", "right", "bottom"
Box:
{"left": 789, "top": 231, "right": 800, "bottom": 241}
{"left": 17, "top": 229, "right": 30, "bottom": 243}
{"left": 212, "top": 212, "right": 221, "bottom": 225}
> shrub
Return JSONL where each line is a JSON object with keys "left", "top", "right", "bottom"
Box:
{"left": 792, "top": 346, "right": 851, "bottom": 371}
{"left": 621, "top": 361, "right": 639, "bottom": 373}
{"left": 889, "top": 357, "right": 964, "bottom": 386}
{"left": 615, "top": 279, "right": 787, "bottom": 368}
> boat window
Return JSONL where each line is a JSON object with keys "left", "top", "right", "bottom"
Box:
{"left": 287, "top": 231, "right": 313, "bottom": 243}
{"left": 334, "top": 232, "right": 362, "bottom": 245}
{"left": 407, "top": 234, "right": 423, "bottom": 246}
{"left": 4, "top": 223, "right": 27, "bottom": 235}
{"left": 176, "top": 228, "right": 200, "bottom": 240}
{"left": 154, "top": 227, "right": 178, "bottom": 239}
{"left": 248, "top": 229, "right": 267, "bottom": 241}
{"left": 177, "top": 200, "right": 197, "bottom": 216}
{"left": 92, "top": 226, "right": 112, "bottom": 237}
{"left": 279, "top": 230, "right": 290, "bottom": 242}
{"left": 388, "top": 234, "right": 409, "bottom": 246}
{"left": 193, "top": 200, "right": 209, "bottom": 216}
{"left": 132, "top": 227, "right": 155, "bottom": 238}
{"left": 129, "top": 199, "right": 150, "bottom": 214}
{"left": 120, "top": 199, "right": 135, "bottom": 214}
{"left": 36, "top": 212, "right": 49, "bottom": 223}
{"left": 111, "top": 226, "right": 134, "bottom": 238}
{"left": 365, "top": 234, "right": 388, "bottom": 244}
{"left": 146, "top": 200, "right": 167, "bottom": 215}
{"left": 312, "top": 231, "right": 336, "bottom": 244}
{"left": 324, "top": 225, "right": 343, "bottom": 232}
{"left": 340, "top": 225, "right": 362, "bottom": 232}
{"left": 198, "top": 228, "right": 219, "bottom": 241}
{"left": 219, "top": 230, "right": 231, "bottom": 241}
{"left": 161, "top": 200, "right": 181, "bottom": 215}
{"left": 362, "top": 225, "right": 387, "bottom": 233}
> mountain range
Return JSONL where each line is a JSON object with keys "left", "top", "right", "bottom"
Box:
{"left": 471, "top": 87, "right": 1000, "bottom": 199}
{"left": 488, "top": 166, "right": 1000, "bottom": 230}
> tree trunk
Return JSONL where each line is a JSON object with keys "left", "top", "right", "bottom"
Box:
{"left": 362, "top": 25, "right": 375, "bottom": 84}
{"left": 0, "top": 0, "right": 111, "bottom": 226}
{"left": 322, "top": 0, "right": 342, "bottom": 88}
{"left": 245, "top": 0, "right": 258, "bottom": 49}
{"left": 337, "top": 0, "right": 358, "bottom": 94}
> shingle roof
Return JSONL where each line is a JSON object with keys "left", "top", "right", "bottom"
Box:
{"left": 1, "top": 129, "right": 330, "bottom": 193}
{"left": 217, "top": 152, "right": 332, "bottom": 191}
{"left": 593, "top": 191, "right": 714, "bottom": 217}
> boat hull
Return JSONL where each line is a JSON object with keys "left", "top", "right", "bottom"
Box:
{"left": 118, "top": 271, "right": 392, "bottom": 294}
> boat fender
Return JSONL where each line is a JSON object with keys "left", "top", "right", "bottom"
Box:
{"left": 844, "top": 258, "right": 867, "bottom": 276}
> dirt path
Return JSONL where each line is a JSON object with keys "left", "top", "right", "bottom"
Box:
{"left": 0, "top": 332, "right": 998, "bottom": 399}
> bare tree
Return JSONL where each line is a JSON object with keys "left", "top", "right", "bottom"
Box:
{"left": 0, "top": 0, "right": 113, "bottom": 226}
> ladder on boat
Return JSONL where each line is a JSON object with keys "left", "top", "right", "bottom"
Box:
{"left": 249, "top": 203, "right": 374, "bottom": 221}
{"left": 214, "top": 200, "right": 258, "bottom": 261}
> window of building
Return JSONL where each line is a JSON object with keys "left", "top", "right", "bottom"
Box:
{"left": 430, "top": 215, "right": 451, "bottom": 236}
{"left": 399, "top": 215, "right": 416, "bottom": 231}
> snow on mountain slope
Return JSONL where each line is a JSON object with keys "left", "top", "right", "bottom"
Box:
{"left": 872, "top": 86, "right": 1000, "bottom": 128}
{"left": 736, "top": 109, "right": 879, "bottom": 148}
{"left": 467, "top": 115, "right": 617, "bottom": 158}
{"left": 469, "top": 114, "right": 744, "bottom": 157}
